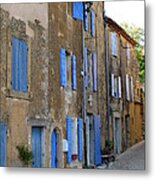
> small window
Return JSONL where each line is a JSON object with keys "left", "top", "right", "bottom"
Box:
{"left": 60, "top": 49, "right": 77, "bottom": 91}
{"left": 111, "top": 32, "right": 118, "bottom": 57}
{"left": 111, "top": 74, "right": 120, "bottom": 98}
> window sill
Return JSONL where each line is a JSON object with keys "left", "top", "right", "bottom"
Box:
{"left": 6, "top": 89, "right": 32, "bottom": 101}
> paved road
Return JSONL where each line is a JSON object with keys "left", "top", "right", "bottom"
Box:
{"left": 108, "top": 141, "right": 145, "bottom": 170}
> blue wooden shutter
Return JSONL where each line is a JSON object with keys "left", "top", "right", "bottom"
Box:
{"left": 84, "top": 4, "right": 88, "bottom": 31}
{"left": 20, "top": 40, "right": 28, "bottom": 92}
{"left": 91, "top": 10, "right": 95, "bottom": 37}
{"left": 66, "top": 116, "right": 72, "bottom": 164}
{"left": 72, "top": 54, "right": 77, "bottom": 90}
{"left": 0, "top": 123, "right": 7, "bottom": 167}
{"left": 72, "top": 2, "right": 83, "bottom": 21}
{"left": 32, "top": 127, "right": 42, "bottom": 168}
{"left": 84, "top": 47, "right": 88, "bottom": 88}
{"left": 92, "top": 52, "right": 97, "bottom": 92}
{"left": 51, "top": 130, "right": 57, "bottom": 168}
{"left": 60, "top": 48, "right": 66, "bottom": 87}
{"left": 12, "top": 37, "right": 28, "bottom": 92}
{"left": 12, "top": 36, "right": 19, "bottom": 91}
{"left": 94, "top": 115, "right": 101, "bottom": 166}
{"left": 78, "top": 118, "right": 83, "bottom": 161}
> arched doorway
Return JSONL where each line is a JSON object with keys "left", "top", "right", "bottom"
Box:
{"left": 51, "top": 129, "right": 57, "bottom": 168}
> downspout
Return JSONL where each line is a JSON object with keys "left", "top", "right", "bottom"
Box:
{"left": 82, "top": 2, "right": 87, "bottom": 167}
{"left": 103, "top": 11, "right": 110, "bottom": 144}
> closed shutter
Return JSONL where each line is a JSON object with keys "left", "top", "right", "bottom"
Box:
{"left": 84, "top": 4, "right": 88, "bottom": 31}
{"left": 111, "top": 32, "right": 117, "bottom": 56}
{"left": 126, "top": 74, "right": 130, "bottom": 101}
{"left": 94, "top": 115, "right": 101, "bottom": 166}
{"left": 71, "top": 119, "right": 78, "bottom": 155}
{"left": 12, "top": 37, "right": 28, "bottom": 92}
{"left": 84, "top": 47, "right": 88, "bottom": 88}
{"left": 12, "top": 36, "right": 19, "bottom": 91}
{"left": 131, "top": 76, "right": 134, "bottom": 101}
{"left": 91, "top": 10, "right": 95, "bottom": 37}
{"left": 72, "top": 54, "right": 77, "bottom": 90}
{"left": 0, "top": 123, "right": 7, "bottom": 167}
{"left": 66, "top": 116, "right": 72, "bottom": 164}
{"left": 72, "top": 2, "right": 83, "bottom": 21}
{"left": 60, "top": 48, "right": 66, "bottom": 87}
{"left": 20, "top": 39, "right": 28, "bottom": 92}
{"left": 111, "top": 74, "right": 115, "bottom": 96}
{"left": 118, "top": 76, "right": 122, "bottom": 98}
{"left": 92, "top": 52, "right": 97, "bottom": 92}
{"left": 78, "top": 118, "right": 83, "bottom": 161}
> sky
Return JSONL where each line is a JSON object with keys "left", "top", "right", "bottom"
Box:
{"left": 105, "top": 0, "right": 145, "bottom": 30}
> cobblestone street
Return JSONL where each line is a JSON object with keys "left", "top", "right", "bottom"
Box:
{"left": 107, "top": 141, "right": 145, "bottom": 170}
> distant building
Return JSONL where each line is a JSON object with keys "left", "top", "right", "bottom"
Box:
{"left": 105, "top": 16, "right": 143, "bottom": 154}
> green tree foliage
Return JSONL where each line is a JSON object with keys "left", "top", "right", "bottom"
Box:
{"left": 121, "top": 23, "right": 145, "bottom": 83}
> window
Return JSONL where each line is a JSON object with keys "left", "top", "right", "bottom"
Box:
{"left": 92, "top": 52, "right": 97, "bottom": 91}
{"left": 130, "top": 76, "right": 134, "bottom": 101}
{"left": 66, "top": 116, "right": 83, "bottom": 163}
{"left": 126, "top": 74, "right": 130, "bottom": 101}
{"left": 111, "top": 32, "right": 118, "bottom": 56}
{"left": 111, "top": 74, "right": 121, "bottom": 98}
{"left": 126, "top": 44, "right": 130, "bottom": 60}
{"left": 11, "top": 36, "right": 28, "bottom": 92}
{"left": 60, "top": 48, "right": 77, "bottom": 90}
{"left": 87, "top": 52, "right": 97, "bottom": 92}
{"left": 72, "top": 2, "right": 83, "bottom": 21}
{"left": 126, "top": 75, "right": 134, "bottom": 101}
{"left": 88, "top": 53, "right": 93, "bottom": 90}
{"left": 71, "top": 54, "right": 77, "bottom": 90}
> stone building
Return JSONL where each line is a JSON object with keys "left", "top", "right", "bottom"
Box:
{"left": 0, "top": 2, "right": 106, "bottom": 168}
{"left": 105, "top": 16, "right": 143, "bottom": 154}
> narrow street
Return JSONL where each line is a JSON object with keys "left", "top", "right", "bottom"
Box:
{"left": 107, "top": 141, "right": 145, "bottom": 170}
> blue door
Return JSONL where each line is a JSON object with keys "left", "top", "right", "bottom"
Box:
{"left": 0, "top": 123, "right": 7, "bottom": 167}
{"left": 51, "top": 129, "right": 57, "bottom": 168}
{"left": 32, "top": 127, "right": 42, "bottom": 168}
{"left": 94, "top": 115, "right": 101, "bottom": 166}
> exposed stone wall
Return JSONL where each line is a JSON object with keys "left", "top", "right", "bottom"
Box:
{"left": 48, "top": 2, "right": 83, "bottom": 168}
{"left": 0, "top": 5, "right": 49, "bottom": 167}
{"left": 107, "top": 21, "right": 142, "bottom": 153}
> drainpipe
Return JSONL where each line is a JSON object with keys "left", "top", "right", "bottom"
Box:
{"left": 103, "top": 11, "right": 110, "bottom": 144}
{"left": 82, "top": 2, "right": 87, "bottom": 167}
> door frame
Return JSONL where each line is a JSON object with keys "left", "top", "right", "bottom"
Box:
{"left": 113, "top": 112, "right": 122, "bottom": 154}
{"left": 125, "top": 115, "right": 130, "bottom": 149}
